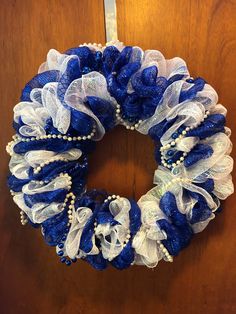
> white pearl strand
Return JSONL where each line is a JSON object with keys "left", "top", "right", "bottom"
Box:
{"left": 6, "top": 135, "right": 19, "bottom": 157}
{"left": 158, "top": 242, "right": 173, "bottom": 262}
{"left": 29, "top": 173, "right": 72, "bottom": 189}
{"left": 160, "top": 110, "right": 210, "bottom": 168}
{"left": 61, "top": 192, "right": 76, "bottom": 226}
{"left": 10, "top": 190, "right": 17, "bottom": 196}
{"left": 122, "top": 231, "right": 131, "bottom": 248}
{"left": 106, "top": 40, "right": 124, "bottom": 47}
{"left": 10, "top": 190, "right": 28, "bottom": 226}
{"left": 115, "top": 104, "right": 143, "bottom": 130}
{"left": 20, "top": 210, "right": 28, "bottom": 225}
{"left": 6, "top": 127, "right": 96, "bottom": 157}
{"left": 18, "top": 127, "right": 96, "bottom": 142}
{"left": 79, "top": 42, "right": 103, "bottom": 50}
{"left": 104, "top": 194, "right": 120, "bottom": 203}
{"left": 33, "top": 157, "right": 68, "bottom": 174}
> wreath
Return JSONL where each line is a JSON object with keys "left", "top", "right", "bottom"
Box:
{"left": 6, "top": 41, "right": 234, "bottom": 270}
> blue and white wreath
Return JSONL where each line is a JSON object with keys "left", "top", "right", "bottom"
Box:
{"left": 6, "top": 40, "right": 234, "bottom": 269}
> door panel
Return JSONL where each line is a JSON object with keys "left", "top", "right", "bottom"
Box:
{"left": 0, "top": 1, "right": 235, "bottom": 313}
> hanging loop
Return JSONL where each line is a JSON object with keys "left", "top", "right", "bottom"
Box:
{"left": 104, "top": 0, "right": 118, "bottom": 42}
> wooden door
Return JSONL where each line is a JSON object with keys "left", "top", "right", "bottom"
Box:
{"left": 0, "top": 1, "right": 235, "bottom": 313}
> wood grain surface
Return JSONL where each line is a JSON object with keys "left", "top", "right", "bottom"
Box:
{"left": 0, "top": 1, "right": 236, "bottom": 313}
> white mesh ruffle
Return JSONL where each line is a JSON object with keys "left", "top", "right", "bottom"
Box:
{"left": 95, "top": 197, "right": 131, "bottom": 261}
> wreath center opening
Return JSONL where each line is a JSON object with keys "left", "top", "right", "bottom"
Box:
{"left": 87, "top": 125, "right": 157, "bottom": 199}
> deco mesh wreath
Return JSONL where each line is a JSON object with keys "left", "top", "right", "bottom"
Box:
{"left": 6, "top": 40, "right": 234, "bottom": 269}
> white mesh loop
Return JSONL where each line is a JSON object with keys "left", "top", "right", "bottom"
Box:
{"left": 13, "top": 193, "right": 65, "bottom": 224}
{"left": 22, "top": 175, "right": 71, "bottom": 195}
{"left": 38, "top": 49, "right": 70, "bottom": 73}
{"left": 24, "top": 148, "right": 82, "bottom": 168}
{"left": 95, "top": 197, "right": 131, "bottom": 261}
{"left": 14, "top": 101, "right": 49, "bottom": 137}
{"left": 64, "top": 207, "right": 99, "bottom": 259}
{"left": 41, "top": 82, "right": 71, "bottom": 134}
{"left": 64, "top": 71, "right": 118, "bottom": 140}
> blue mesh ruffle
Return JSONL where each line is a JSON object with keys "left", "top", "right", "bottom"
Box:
{"left": 8, "top": 175, "right": 30, "bottom": 192}
{"left": 186, "top": 114, "right": 225, "bottom": 140}
{"left": 24, "top": 189, "right": 67, "bottom": 207}
{"left": 42, "top": 209, "right": 69, "bottom": 246}
{"left": 184, "top": 144, "right": 213, "bottom": 167}
{"left": 179, "top": 77, "right": 205, "bottom": 102}
{"left": 13, "top": 138, "right": 96, "bottom": 155}
{"left": 21, "top": 70, "right": 60, "bottom": 101}
{"left": 57, "top": 58, "right": 81, "bottom": 105}
{"left": 86, "top": 96, "right": 116, "bottom": 131}
{"left": 188, "top": 191, "right": 213, "bottom": 224}
{"left": 158, "top": 219, "right": 193, "bottom": 256}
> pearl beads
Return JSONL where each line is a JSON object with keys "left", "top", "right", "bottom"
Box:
{"left": 61, "top": 192, "right": 76, "bottom": 226}
{"left": 122, "top": 231, "right": 131, "bottom": 248}
{"left": 33, "top": 157, "right": 68, "bottom": 174}
{"left": 10, "top": 190, "right": 16, "bottom": 196}
{"left": 7, "top": 127, "right": 96, "bottom": 150}
{"left": 79, "top": 42, "right": 103, "bottom": 49}
{"left": 122, "top": 235, "right": 130, "bottom": 247}
{"left": 160, "top": 110, "right": 210, "bottom": 169}
{"left": 20, "top": 211, "right": 28, "bottom": 226}
{"left": 5, "top": 135, "right": 19, "bottom": 156}
{"left": 58, "top": 173, "right": 72, "bottom": 190}
{"left": 159, "top": 242, "right": 173, "bottom": 262}
{"left": 115, "top": 104, "right": 143, "bottom": 130}
{"left": 104, "top": 194, "right": 120, "bottom": 203}
{"left": 106, "top": 40, "right": 124, "bottom": 47}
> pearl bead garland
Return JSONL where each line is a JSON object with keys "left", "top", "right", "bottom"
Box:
{"left": 79, "top": 42, "right": 103, "bottom": 49}
{"left": 33, "top": 157, "right": 68, "bottom": 174}
{"left": 60, "top": 173, "right": 73, "bottom": 191}
{"left": 20, "top": 210, "right": 28, "bottom": 225}
{"left": 61, "top": 192, "right": 76, "bottom": 226}
{"left": 6, "top": 127, "right": 96, "bottom": 157}
{"left": 10, "top": 190, "right": 16, "bottom": 196}
{"left": 18, "top": 127, "right": 96, "bottom": 142}
{"left": 160, "top": 110, "right": 210, "bottom": 169}
{"left": 6, "top": 135, "right": 18, "bottom": 156}
{"left": 159, "top": 242, "right": 173, "bottom": 262}
{"left": 103, "top": 194, "right": 120, "bottom": 203}
{"left": 123, "top": 231, "right": 131, "bottom": 248}
{"left": 106, "top": 40, "right": 124, "bottom": 47}
{"left": 115, "top": 104, "right": 143, "bottom": 130}
{"left": 55, "top": 192, "right": 77, "bottom": 266}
